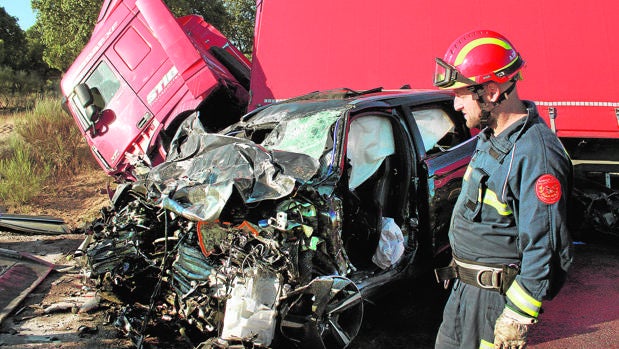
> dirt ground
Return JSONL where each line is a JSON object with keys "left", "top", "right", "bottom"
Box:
{"left": 0, "top": 163, "right": 129, "bottom": 348}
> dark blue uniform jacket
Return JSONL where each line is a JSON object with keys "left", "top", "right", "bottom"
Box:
{"left": 449, "top": 101, "right": 573, "bottom": 317}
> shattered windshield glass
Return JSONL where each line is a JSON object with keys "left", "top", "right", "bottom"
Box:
{"left": 261, "top": 109, "right": 342, "bottom": 159}
{"left": 246, "top": 100, "right": 351, "bottom": 160}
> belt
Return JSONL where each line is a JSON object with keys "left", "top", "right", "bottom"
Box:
{"left": 434, "top": 256, "right": 519, "bottom": 294}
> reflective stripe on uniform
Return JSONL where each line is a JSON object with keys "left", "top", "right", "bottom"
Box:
{"left": 506, "top": 280, "right": 542, "bottom": 318}
{"left": 464, "top": 165, "right": 473, "bottom": 181}
{"left": 464, "top": 165, "right": 513, "bottom": 216}
{"left": 480, "top": 339, "right": 494, "bottom": 349}
{"left": 482, "top": 188, "right": 513, "bottom": 216}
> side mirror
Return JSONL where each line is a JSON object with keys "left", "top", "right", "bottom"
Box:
{"left": 74, "top": 83, "right": 101, "bottom": 123}
{"left": 74, "top": 83, "right": 94, "bottom": 108}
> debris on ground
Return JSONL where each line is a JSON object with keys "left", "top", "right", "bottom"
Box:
{"left": 0, "top": 214, "right": 70, "bottom": 235}
{"left": 0, "top": 248, "right": 55, "bottom": 325}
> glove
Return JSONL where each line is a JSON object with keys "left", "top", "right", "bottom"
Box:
{"left": 493, "top": 307, "right": 537, "bottom": 349}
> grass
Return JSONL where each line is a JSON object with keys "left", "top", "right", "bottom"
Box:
{"left": 0, "top": 137, "right": 51, "bottom": 204}
{"left": 16, "top": 97, "right": 96, "bottom": 176}
{"left": 0, "top": 97, "right": 99, "bottom": 206}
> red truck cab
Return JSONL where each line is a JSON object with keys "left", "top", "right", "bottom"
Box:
{"left": 61, "top": 0, "right": 250, "bottom": 180}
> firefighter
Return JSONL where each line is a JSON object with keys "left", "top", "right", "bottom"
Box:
{"left": 432, "top": 30, "right": 573, "bottom": 349}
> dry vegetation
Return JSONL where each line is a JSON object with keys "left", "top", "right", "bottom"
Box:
{"left": 0, "top": 98, "right": 111, "bottom": 229}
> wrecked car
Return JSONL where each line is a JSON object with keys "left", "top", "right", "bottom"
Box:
{"left": 80, "top": 88, "right": 475, "bottom": 348}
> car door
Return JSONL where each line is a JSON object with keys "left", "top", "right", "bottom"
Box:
{"left": 405, "top": 102, "right": 476, "bottom": 259}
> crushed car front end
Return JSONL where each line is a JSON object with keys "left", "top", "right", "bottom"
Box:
{"left": 78, "top": 89, "right": 469, "bottom": 348}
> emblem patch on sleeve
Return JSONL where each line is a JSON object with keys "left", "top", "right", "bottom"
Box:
{"left": 535, "top": 174, "right": 561, "bottom": 204}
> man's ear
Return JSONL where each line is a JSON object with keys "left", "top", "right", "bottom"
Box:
{"left": 485, "top": 82, "right": 501, "bottom": 103}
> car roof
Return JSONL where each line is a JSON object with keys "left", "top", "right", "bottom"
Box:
{"left": 277, "top": 88, "right": 454, "bottom": 109}
{"left": 348, "top": 89, "right": 453, "bottom": 110}
{"left": 240, "top": 88, "right": 455, "bottom": 125}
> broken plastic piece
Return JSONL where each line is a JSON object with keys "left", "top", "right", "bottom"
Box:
{"left": 221, "top": 269, "right": 280, "bottom": 346}
{"left": 79, "top": 294, "right": 101, "bottom": 313}
{"left": 43, "top": 302, "right": 77, "bottom": 314}
{"left": 0, "top": 213, "right": 69, "bottom": 235}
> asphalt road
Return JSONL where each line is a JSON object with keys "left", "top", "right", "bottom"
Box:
{"left": 528, "top": 235, "right": 619, "bottom": 349}
{"left": 351, "top": 233, "right": 619, "bottom": 349}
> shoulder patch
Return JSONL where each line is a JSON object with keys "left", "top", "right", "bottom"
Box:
{"left": 535, "top": 174, "right": 562, "bottom": 204}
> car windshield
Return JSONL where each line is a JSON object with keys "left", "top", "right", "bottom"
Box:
{"left": 260, "top": 109, "right": 341, "bottom": 158}
{"left": 247, "top": 99, "right": 351, "bottom": 160}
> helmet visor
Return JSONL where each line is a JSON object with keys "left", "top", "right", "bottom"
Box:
{"left": 433, "top": 58, "right": 476, "bottom": 89}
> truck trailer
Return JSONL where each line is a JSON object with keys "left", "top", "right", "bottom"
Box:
{"left": 249, "top": 0, "right": 619, "bottom": 189}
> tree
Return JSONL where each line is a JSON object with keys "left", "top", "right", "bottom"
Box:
{"left": 0, "top": 7, "right": 27, "bottom": 69}
{"left": 222, "top": 0, "right": 256, "bottom": 55}
{"left": 31, "top": 0, "right": 101, "bottom": 72}
{"left": 23, "top": 25, "right": 57, "bottom": 79}
{"left": 167, "top": 0, "right": 229, "bottom": 31}
{"left": 32, "top": 0, "right": 256, "bottom": 72}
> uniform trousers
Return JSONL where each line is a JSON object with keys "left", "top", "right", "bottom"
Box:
{"left": 435, "top": 279, "right": 506, "bottom": 349}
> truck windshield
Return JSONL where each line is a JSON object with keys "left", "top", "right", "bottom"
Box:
{"left": 85, "top": 61, "right": 120, "bottom": 107}
{"left": 69, "top": 60, "right": 121, "bottom": 132}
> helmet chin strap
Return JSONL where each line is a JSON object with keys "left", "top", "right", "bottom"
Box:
{"left": 471, "top": 81, "right": 517, "bottom": 129}
{"left": 479, "top": 110, "right": 492, "bottom": 129}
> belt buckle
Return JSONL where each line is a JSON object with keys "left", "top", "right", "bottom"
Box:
{"left": 476, "top": 269, "right": 502, "bottom": 290}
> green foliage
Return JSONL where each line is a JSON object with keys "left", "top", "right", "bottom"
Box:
{"left": 0, "top": 7, "right": 27, "bottom": 69}
{"left": 15, "top": 97, "right": 97, "bottom": 177}
{"left": 167, "top": 0, "right": 229, "bottom": 31}
{"left": 31, "top": 0, "right": 101, "bottom": 72}
{"left": 0, "top": 66, "right": 12, "bottom": 95}
{"left": 0, "top": 97, "right": 97, "bottom": 206}
{"left": 0, "top": 66, "right": 43, "bottom": 94}
{"left": 24, "top": 26, "right": 56, "bottom": 78}
{"left": 0, "top": 7, "right": 57, "bottom": 110}
{"left": 221, "top": 0, "right": 256, "bottom": 55}
{"left": 0, "top": 137, "right": 51, "bottom": 205}
{"left": 0, "top": 65, "right": 57, "bottom": 110}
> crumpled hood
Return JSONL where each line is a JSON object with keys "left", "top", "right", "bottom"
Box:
{"left": 135, "top": 113, "right": 320, "bottom": 221}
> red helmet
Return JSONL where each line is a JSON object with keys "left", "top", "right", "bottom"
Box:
{"left": 434, "top": 30, "right": 525, "bottom": 89}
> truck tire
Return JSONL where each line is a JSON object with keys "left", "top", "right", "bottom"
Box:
{"left": 209, "top": 46, "right": 251, "bottom": 91}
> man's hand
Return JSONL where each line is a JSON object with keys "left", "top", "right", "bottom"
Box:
{"left": 494, "top": 307, "right": 537, "bottom": 349}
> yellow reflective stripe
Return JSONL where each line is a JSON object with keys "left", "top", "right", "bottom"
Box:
{"left": 480, "top": 339, "right": 494, "bottom": 349}
{"left": 454, "top": 38, "right": 512, "bottom": 66}
{"left": 482, "top": 188, "right": 513, "bottom": 216}
{"left": 506, "top": 280, "right": 542, "bottom": 318}
{"left": 464, "top": 165, "right": 472, "bottom": 181}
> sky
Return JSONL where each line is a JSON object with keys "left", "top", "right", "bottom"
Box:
{"left": 0, "top": 0, "right": 36, "bottom": 30}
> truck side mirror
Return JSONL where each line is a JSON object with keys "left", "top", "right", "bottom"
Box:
{"left": 74, "top": 83, "right": 101, "bottom": 123}
{"left": 75, "top": 83, "right": 94, "bottom": 107}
